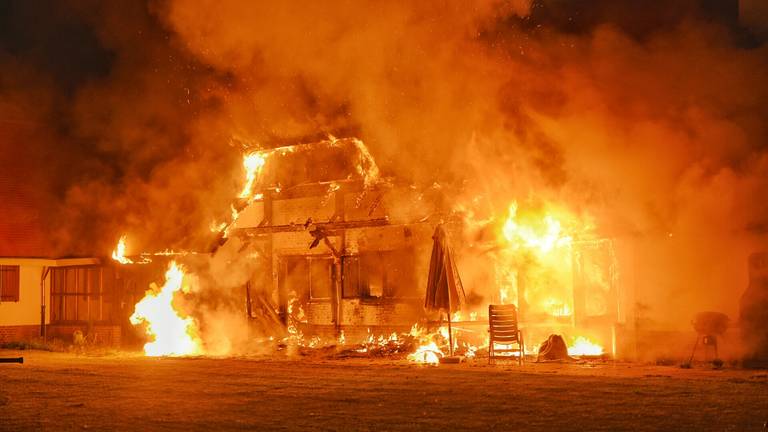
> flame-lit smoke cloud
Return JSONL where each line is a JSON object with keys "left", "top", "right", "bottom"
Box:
{"left": 1, "top": 1, "right": 767, "bottom": 327}
{"left": 145, "top": 0, "right": 768, "bottom": 325}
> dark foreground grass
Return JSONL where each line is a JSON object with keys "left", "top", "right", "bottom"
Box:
{"left": 1, "top": 350, "right": 767, "bottom": 431}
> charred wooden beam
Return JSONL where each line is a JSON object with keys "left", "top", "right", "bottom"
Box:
{"left": 251, "top": 177, "right": 403, "bottom": 202}
{"left": 233, "top": 217, "right": 390, "bottom": 237}
{"left": 333, "top": 188, "right": 345, "bottom": 332}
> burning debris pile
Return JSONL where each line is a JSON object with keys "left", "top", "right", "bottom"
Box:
{"left": 292, "top": 324, "right": 480, "bottom": 365}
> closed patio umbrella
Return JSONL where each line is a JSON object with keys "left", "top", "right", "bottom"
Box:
{"left": 424, "top": 224, "right": 466, "bottom": 356}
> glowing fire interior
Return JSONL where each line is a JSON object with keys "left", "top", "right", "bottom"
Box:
{"left": 129, "top": 261, "right": 202, "bottom": 357}
{"left": 502, "top": 202, "right": 572, "bottom": 255}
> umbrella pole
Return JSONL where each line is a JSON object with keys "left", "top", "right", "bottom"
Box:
{"left": 447, "top": 284, "right": 454, "bottom": 356}
{"left": 447, "top": 311, "right": 454, "bottom": 356}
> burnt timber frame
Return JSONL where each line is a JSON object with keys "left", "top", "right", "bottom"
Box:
{"left": 232, "top": 218, "right": 390, "bottom": 237}
{"left": 232, "top": 176, "right": 442, "bottom": 335}
{"left": 233, "top": 178, "right": 394, "bottom": 334}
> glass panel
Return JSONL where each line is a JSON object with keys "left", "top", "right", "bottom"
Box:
{"left": 51, "top": 294, "right": 61, "bottom": 322}
{"left": 90, "top": 295, "right": 101, "bottom": 321}
{"left": 342, "top": 257, "right": 360, "bottom": 298}
{"left": 49, "top": 266, "right": 112, "bottom": 322}
{"left": 101, "top": 267, "right": 112, "bottom": 297}
{"left": 65, "top": 294, "right": 77, "bottom": 321}
{"left": 360, "top": 253, "right": 384, "bottom": 298}
{"left": 79, "top": 268, "right": 89, "bottom": 295}
{"left": 1, "top": 266, "right": 20, "bottom": 300}
{"left": 383, "top": 250, "right": 416, "bottom": 298}
{"left": 309, "top": 258, "right": 332, "bottom": 299}
{"left": 65, "top": 269, "right": 77, "bottom": 294}
{"left": 50, "top": 270, "right": 60, "bottom": 294}
{"left": 77, "top": 294, "right": 89, "bottom": 321}
{"left": 101, "top": 296, "right": 111, "bottom": 322}
{"left": 284, "top": 257, "right": 310, "bottom": 300}
{"left": 0, "top": 267, "right": 7, "bottom": 299}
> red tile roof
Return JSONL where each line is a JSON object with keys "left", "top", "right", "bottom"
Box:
{"left": 0, "top": 120, "right": 51, "bottom": 258}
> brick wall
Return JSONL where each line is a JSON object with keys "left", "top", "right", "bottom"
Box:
{"left": 301, "top": 324, "right": 416, "bottom": 341}
{"left": 307, "top": 301, "right": 333, "bottom": 324}
{"left": 47, "top": 324, "right": 122, "bottom": 347}
{"left": 0, "top": 325, "right": 40, "bottom": 343}
{"left": 305, "top": 300, "right": 424, "bottom": 327}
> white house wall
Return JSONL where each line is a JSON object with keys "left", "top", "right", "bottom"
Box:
{"left": 0, "top": 264, "right": 48, "bottom": 326}
{"left": 0, "top": 257, "right": 99, "bottom": 343}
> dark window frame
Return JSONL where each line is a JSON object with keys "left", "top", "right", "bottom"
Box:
{"left": 279, "top": 255, "right": 335, "bottom": 302}
{"left": 50, "top": 266, "right": 113, "bottom": 324}
{"left": 341, "top": 249, "right": 417, "bottom": 301}
{"left": 0, "top": 265, "right": 20, "bottom": 302}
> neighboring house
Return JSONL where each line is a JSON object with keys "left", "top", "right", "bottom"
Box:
{"left": 0, "top": 260, "right": 42, "bottom": 342}
{"left": 0, "top": 257, "right": 122, "bottom": 346}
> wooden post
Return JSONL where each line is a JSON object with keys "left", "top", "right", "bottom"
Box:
{"left": 40, "top": 266, "right": 48, "bottom": 338}
{"left": 447, "top": 311, "right": 454, "bottom": 356}
{"left": 447, "top": 286, "right": 454, "bottom": 357}
{"left": 245, "top": 280, "right": 253, "bottom": 319}
{"left": 333, "top": 189, "right": 345, "bottom": 334}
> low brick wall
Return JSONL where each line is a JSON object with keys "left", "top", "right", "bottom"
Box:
{"left": 301, "top": 324, "right": 417, "bottom": 342}
{"left": 47, "top": 324, "right": 122, "bottom": 348}
{"left": 0, "top": 325, "right": 40, "bottom": 344}
{"left": 339, "top": 300, "right": 423, "bottom": 327}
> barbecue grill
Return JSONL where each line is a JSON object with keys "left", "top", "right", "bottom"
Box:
{"left": 688, "top": 311, "right": 729, "bottom": 364}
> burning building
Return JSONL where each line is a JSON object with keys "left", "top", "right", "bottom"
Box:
{"left": 228, "top": 138, "right": 437, "bottom": 341}
{"left": 106, "top": 129, "right": 766, "bottom": 364}
{"left": 191, "top": 137, "right": 624, "bottom": 358}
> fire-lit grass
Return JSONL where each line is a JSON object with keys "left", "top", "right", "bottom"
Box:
{"left": 1, "top": 350, "right": 766, "bottom": 431}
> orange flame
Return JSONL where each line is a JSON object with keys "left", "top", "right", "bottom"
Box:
{"left": 129, "top": 261, "right": 202, "bottom": 356}
{"left": 502, "top": 201, "right": 572, "bottom": 254}
{"left": 567, "top": 336, "right": 604, "bottom": 356}
{"left": 111, "top": 235, "right": 133, "bottom": 264}
{"left": 239, "top": 152, "right": 266, "bottom": 199}
{"left": 497, "top": 201, "right": 582, "bottom": 318}
{"left": 210, "top": 152, "right": 268, "bottom": 238}
{"left": 407, "top": 341, "right": 442, "bottom": 365}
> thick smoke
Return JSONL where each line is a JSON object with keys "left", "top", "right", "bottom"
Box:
{"left": 2, "top": 1, "right": 242, "bottom": 255}
{"left": 158, "top": 1, "right": 768, "bottom": 328}
{"left": 1, "top": 1, "right": 767, "bottom": 336}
